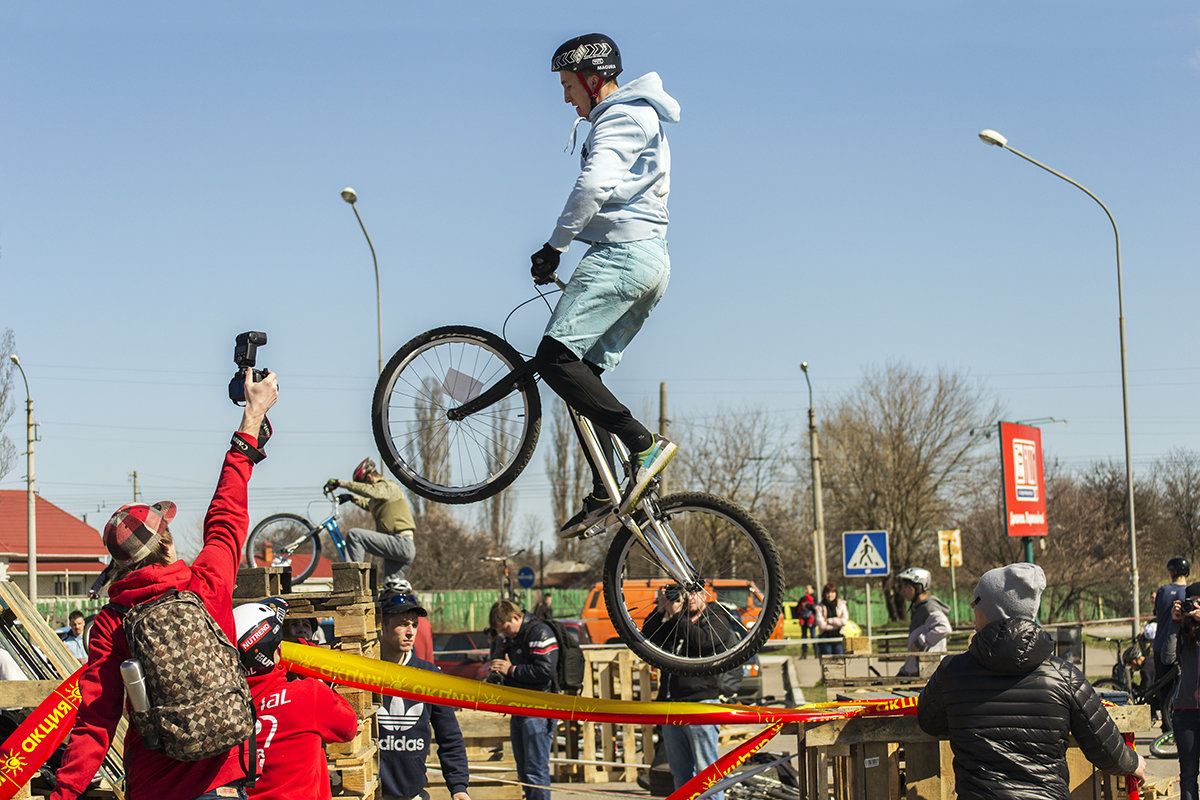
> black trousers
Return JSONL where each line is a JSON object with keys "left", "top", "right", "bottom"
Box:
{"left": 535, "top": 336, "right": 653, "bottom": 497}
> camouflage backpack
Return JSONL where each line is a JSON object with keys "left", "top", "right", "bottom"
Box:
{"left": 112, "top": 590, "right": 255, "bottom": 763}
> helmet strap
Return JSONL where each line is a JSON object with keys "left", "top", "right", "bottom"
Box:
{"left": 575, "top": 72, "right": 601, "bottom": 113}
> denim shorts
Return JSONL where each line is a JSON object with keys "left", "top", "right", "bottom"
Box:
{"left": 545, "top": 237, "right": 670, "bottom": 371}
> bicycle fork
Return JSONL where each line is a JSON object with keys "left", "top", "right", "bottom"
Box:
{"left": 571, "top": 410, "right": 701, "bottom": 592}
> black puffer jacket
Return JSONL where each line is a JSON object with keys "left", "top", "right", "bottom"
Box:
{"left": 917, "top": 618, "right": 1138, "bottom": 800}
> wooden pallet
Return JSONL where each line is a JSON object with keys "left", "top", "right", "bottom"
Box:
{"left": 0, "top": 581, "right": 127, "bottom": 799}
{"left": 426, "top": 710, "right": 522, "bottom": 800}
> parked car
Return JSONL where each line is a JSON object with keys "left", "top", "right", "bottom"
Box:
{"left": 432, "top": 630, "right": 492, "bottom": 681}
{"left": 553, "top": 618, "right": 592, "bottom": 646}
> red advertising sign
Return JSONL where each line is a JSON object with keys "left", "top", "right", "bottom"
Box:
{"left": 999, "top": 422, "right": 1048, "bottom": 537}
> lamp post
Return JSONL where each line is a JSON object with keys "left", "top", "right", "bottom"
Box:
{"left": 9, "top": 354, "right": 36, "bottom": 604}
{"left": 340, "top": 187, "right": 384, "bottom": 375}
{"left": 978, "top": 129, "right": 1138, "bottom": 639}
{"left": 800, "top": 362, "right": 827, "bottom": 589}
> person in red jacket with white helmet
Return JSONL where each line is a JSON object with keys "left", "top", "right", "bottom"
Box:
{"left": 233, "top": 597, "right": 358, "bottom": 800}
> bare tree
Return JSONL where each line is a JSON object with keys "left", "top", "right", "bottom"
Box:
{"left": 1156, "top": 448, "right": 1200, "bottom": 561}
{"left": 0, "top": 329, "right": 16, "bottom": 481}
{"left": 409, "top": 377, "right": 450, "bottom": 518}
{"left": 544, "top": 398, "right": 589, "bottom": 560}
{"left": 820, "top": 362, "right": 1001, "bottom": 620}
{"left": 479, "top": 395, "right": 517, "bottom": 549}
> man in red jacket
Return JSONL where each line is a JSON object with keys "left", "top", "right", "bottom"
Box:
{"left": 50, "top": 369, "right": 278, "bottom": 800}
{"left": 233, "top": 598, "right": 358, "bottom": 800}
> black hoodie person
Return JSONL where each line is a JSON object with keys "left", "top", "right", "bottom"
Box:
{"left": 918, "top": 563, "right": 1144, "bottom": 799}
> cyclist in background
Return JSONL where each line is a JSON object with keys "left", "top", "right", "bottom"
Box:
{"left": 529, "top": 33, "right": 681, "bottom": 537}
{"left": 326, "top": 458, "right": 416, "bottom": 591}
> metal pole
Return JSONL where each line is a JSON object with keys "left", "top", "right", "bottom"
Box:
{"left": 949, "top": 561, "right": 959, "bottom": 625}
{"left": 980, "top": 133, "right": 1137, "bottom": 639}
{"left": 658, "top": 382, "right": 669, "bottom": 496}
{"left": 801, "top": 363, "right": 827, "bottom": 588}
{"left": 9, "top": 356, "right": 36, "bottom": 605}
{"left": 350, "top": 203, "right": 384, "bottom": 376}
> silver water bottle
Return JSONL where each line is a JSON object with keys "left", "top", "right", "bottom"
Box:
{"left": 120, "top": 659, "right": 150, "bottom": 712}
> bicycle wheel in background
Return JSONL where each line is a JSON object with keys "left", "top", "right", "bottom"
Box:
{"left": 602, "top": 492, "right": 783, "bottom": 675}
{"left": 373, "top": 325, "right": 541, "bottom": 505}
{"left": 245, "top": 513, "right": 322, "bottom": 584}
{"left": 1090, "top": 678, "right": 1125, "bottom": 692}
{"left": 1150, "top": 731, "right": 1176, "bottom": 759}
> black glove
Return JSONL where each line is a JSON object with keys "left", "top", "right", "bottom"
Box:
{"left": 530, "top": 243, "right": 561, "bottom": 285}
{"left": 324, "top": 478, "right": 340, "bottom": 493}
{"left": 337, "top": 494, "right": 354, "bottom": 505}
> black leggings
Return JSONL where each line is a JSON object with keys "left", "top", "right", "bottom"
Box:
{"left": 535, "top": 336, "right": 653, "bottom": 497}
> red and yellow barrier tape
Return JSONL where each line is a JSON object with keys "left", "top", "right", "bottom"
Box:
{"left": 0, "top": 665, "right": 85, "bottom": 800}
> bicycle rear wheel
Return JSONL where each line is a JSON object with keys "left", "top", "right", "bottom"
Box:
{"left": 602, "top": 492, "right": 783, "bottom": 675}
{"left": 245, "top": 513, "right": 322, "bottom": 585}
{"left": 373, "top": 325, "right": 541, "bottom": 504}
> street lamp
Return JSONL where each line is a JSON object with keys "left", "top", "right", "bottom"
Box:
{"left": 800, "top": 362, "right": 827, "bottom": 589}
{"left": 978, "top": 129, "right": 1139, "bottom": 639}
{"left": 9, "top": 354, "right": 36, "bottom": 604}
{"left": 340, "top": 187, "right": 384, "bottom": 375}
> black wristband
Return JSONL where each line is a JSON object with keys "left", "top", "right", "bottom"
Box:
{"left": 231, "top": 431, "right": 267, "bottom": 463}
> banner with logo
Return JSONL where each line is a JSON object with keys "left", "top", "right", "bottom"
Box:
{"left": 1000, "top": 421, "right": 1048, "bottom": 537}
{"left": 0, "top": 665, "right": 85, "bottom": 800}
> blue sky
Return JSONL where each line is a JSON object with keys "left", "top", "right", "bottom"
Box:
{"left": 2, "top": 2, "right": 1197, "bottom": 557}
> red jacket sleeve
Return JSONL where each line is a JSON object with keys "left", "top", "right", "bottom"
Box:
{"left": 308, "top": 680, "right": 359, "bottom": 743}
{"left": 49, "top": 610, "right": 128, "bottom": 800}
{"left": 188, "top": 437, "right": 256, "bottom": 608}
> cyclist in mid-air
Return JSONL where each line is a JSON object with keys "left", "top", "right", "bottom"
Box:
{"left": 529, "top": 33, "right": 682, "bottom": 537}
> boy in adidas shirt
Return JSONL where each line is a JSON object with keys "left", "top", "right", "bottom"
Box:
{"left": 377, "top": 591, "right": 470, "bottom": 800}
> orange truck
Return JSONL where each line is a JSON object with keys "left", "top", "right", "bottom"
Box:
{"left": 579, "top": 578, "right": 783, "bottom": 644}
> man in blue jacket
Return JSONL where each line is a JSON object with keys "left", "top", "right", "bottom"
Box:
{"left": 487, "top": 600, "right": 558, "bottom": 800}
{"left": 377, "top": 591, "right": 470, "bottom": 800}
{"left": 529, "top": 33, "right": 682, "bottom": 537}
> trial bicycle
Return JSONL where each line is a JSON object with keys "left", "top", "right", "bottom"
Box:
{"left": 369, "top": 276, "right": 783, "bottom": 676}
{"left": 482, "top": 548, "right": 526, "bottom": 603}
{"left": 244, "top": 489, "right": 352, "bottom": 584}
{"left": 1092, "top": 637, "right": 1179, "bottom": 758}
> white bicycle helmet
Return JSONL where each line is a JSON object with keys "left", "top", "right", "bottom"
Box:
{"left": 234, "top": 596, "right": 289, "bottom": 676}
{"left": 897, "top": 567, "right": 932, "bottom": 592}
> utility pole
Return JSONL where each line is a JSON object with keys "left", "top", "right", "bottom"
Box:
{"left": 130, "top": 470, "right": 140, "bottom": 502}
{"left": 801, "top": 363, "right": 827, "bottom": 589}
{"left": 9, "top": 355, "right": 37, "bottom": 605}
{"left": 658, "top": 382, "right": 669, "bottom": 496}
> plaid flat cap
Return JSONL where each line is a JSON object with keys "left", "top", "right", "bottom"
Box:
{"left": 103, "top": 501, "right": 176, "bottom": 565}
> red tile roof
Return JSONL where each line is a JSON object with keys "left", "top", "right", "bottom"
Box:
{"left": 0, "top": 490, "right": 107, "bottom": 573}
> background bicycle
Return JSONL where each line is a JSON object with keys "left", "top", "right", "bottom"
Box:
{"left": 368, "top": 279, "right": 783, "bottom": 676}
{"left": 1092, "top": 635, "right": 1178, "bottom": 758}
{"left": 481, "top": 549, "right": 526, "bottom": 603}
{"left": 244, "top": 488, "right": 351, "bottom": 584}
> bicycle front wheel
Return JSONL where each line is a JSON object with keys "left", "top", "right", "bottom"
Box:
{"left": 373, "top": 325, "right": 541, "bottom": 504}
{"left": 602, "top": 492, "right": 783, "bottom": 675}
{"left": 245, "top": 513, "right": 322, "bottom": 585}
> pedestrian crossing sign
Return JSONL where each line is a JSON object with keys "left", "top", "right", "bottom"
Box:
{"left": 843, "top": 531, "right": 890, "bottom": 577}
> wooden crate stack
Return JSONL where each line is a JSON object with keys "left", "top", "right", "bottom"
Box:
{"left": 234, "top": 563, "right": 381, "bottom": 800}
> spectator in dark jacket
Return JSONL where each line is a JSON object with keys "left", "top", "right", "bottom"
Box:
{"left": 918, "top": 563, "right": 1144, "bottom": 799}
{"left": 378, "top": 591, "right": 470, "bottom": 800}
{"left": 487, "top": 600, "right": 558, "bottom": 800}
{"left": 643, "top": 586, "right": 727, "bottom": 800}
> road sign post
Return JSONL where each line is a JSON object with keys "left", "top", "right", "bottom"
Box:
{"left": 938, "top": 529, "right": 964, "bottom": 624}
{"left": 843, "top": 531, "right": 890, "bottom": 643}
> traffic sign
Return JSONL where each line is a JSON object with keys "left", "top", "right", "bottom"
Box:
{"left": 843, "top": 531, "right": 889, "bottom": 577}
{"left": 516, "top": 566, "right": 536, "bottom": 589}
{"left": 938, "top": 529, "right": 963, "bottom": 567}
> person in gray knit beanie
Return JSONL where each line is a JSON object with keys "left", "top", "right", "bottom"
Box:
{"left": 972, "top": 562, "right": 1047, "bottom": 624}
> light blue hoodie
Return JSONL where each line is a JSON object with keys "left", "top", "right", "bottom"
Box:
{"left": 548, "top": 72, "right": 681, "bottom": 251}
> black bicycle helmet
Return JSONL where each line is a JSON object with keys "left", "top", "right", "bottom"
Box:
{"left": 551, "top": 33, "right": 622, "bottom": 78}
{"left": 1169, "top": 556, "right": 1191, "bottom": 577}
{"left": 234, "top": 596, "right": 288, "bottom": 676}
